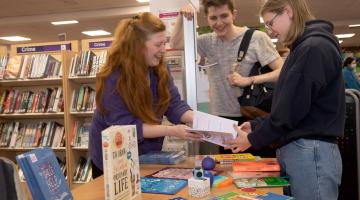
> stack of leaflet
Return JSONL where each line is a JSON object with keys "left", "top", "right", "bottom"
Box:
{"left": 139, "top": 151, "right": 186, "bottom": 165}
{"left": 16, "top": 147, "right": 73, "bottom": 200}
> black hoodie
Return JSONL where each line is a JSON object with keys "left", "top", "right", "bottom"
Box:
{"left": 248, "top": 20, "right": 345, "bottom": 148}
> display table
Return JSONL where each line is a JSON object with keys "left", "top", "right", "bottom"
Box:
{"left": 71, "top": 157, "right": 283, "bottom": 200}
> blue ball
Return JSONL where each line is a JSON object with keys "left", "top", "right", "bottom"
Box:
{"left": 203, "top": 170, "right": 214, "bottom": 187}
{"left": 201, "top": 156, "right": 216, "bottom": 170}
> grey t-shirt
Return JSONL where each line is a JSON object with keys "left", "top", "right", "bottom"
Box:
{"left": 197, "top": 28, "right": 280, "bottom": 117}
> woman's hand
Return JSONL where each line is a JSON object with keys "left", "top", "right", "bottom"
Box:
{"left": 169, "top": 124, "right": 203, "bottom": 141}
{"left": 224, "top": 125, "right": 252, "bottom": 153}
{"left": 180, "top": 4, "right": 195, "bottom": 20}
{"left": 227, "top": 72, "right": 253, "bottom": 87}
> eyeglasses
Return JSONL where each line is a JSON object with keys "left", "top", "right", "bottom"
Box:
{"left": 264, "top": 13, "right": 280, "bottom": 32}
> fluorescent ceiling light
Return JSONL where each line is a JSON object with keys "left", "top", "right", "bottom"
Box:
{"left": 0, "top": 36, "right": 31, "bottom": 41}
{"left": 349, "top": 24, "right": 360, "bottom": 28}
{"left": 136, "top": 0, "right": 149, "bottom": 2}
{"left": 271, "top": 38, "right": 278, "bottom": 43}
{"left": 259, "top": 17, "right": 264, "bottom": 24}
{"left": 339, "top": 40, "right": 343, "bottom": 44}
{"left": 336, "top": 33, "right": 355, "bottom": 39}
{"left": 51, "top": 20, "right": 78, "bottom": 25}
{"left": 82, "top": 30, "right": 111, "bottom": 36}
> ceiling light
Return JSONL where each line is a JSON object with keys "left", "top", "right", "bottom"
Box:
{"left": 82, "top": 30, "right": 111, "bottom": 36}
{"left": 339, "top": 40, "right": 343, "bottom": 44}
{"left": 259, "top": 17, "right": 264, "bottom": 24}
{"left": 349, "top": 24, "right": 360, "bottom": 28}
{"left": 136, "top": 0, "right": 149, "bottom": 2}
{"left": 0, "top": 36, "right": 31, "bottom": 41}
{"left": 335, "top": 33, "right": 355, "bottom": 39}
{"left": 51, "top": 20, "right": 79, "bottom": 25}
{"left": 271, "top": 38, "right": 278, "bottom": 43}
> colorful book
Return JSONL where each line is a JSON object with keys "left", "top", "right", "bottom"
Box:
{"left": 16, "top": 147, "right": 73, "bottom": 200}
{"left": 207, "top": 189, "right": 294, "bottom": 200}
{"left": 214, "top": 153, "right": 257, "bottom": 164}
{"left": 102, "top": 125, "right": 140, "bottom": 200}
{"left": 4, "top": 55, "right": 23, "bottom": 79}
{"left": 139, "top": 151, "right": 186, "bottom": 165}
{"left": 234, "top": 177, "right": 290, "bottom": 188}
{"left": 146, "top": 167, "right": 219, "bottom": 180}
{"left": 232, "top": 160, "right": 280, "bottom": 172}
{"left": 228, "top": 171, "right": 280, "bottom": 179}
{"left": 140, "top": 177, "right": 187, "bottom": 195}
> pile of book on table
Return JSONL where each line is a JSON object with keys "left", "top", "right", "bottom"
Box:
{"left": 229, "top": 156, "right": 290, "bottom": 188}
{"left": 16, "top": 147, "right": 73, "bottom": 200}
{"left": 139, "top": 150, "right": 186, "bottom": 165}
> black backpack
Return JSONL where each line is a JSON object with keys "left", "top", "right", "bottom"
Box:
{"left": 236, "top": 29, "right": 274, "bottom": 113}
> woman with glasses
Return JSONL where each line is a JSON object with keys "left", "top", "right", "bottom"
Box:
{"left": 225, "top": 0, "right": 344, "bottom": 199}
{"left": 171, "top": 0, "right": 283, "bottom": 125}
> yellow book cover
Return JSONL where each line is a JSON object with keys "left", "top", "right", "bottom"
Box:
{"left": 4, "top": 55, "right": 23, "bottom": 79}
{"left": 214, "top": 153, "right": 257, "bottom": 164}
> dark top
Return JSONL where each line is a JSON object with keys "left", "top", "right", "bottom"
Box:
{"left": 89, "top": 68, "right": 191, "bottom": 170}
{"left": 249, "top": 20, "right": 345, "bottom": 148}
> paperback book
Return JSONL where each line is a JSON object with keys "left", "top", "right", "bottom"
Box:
{"left": 102, "top": 125, "right": 140, "bottom": 200}
{"left": 140, "top": 177, "right": 187, "bottom": 195}
{"left": 139, "top": 151, "right": 186, "bottom": 165}
{"left": 208, "top": 189, "right": 294, "bottom": 200}
{"left": 232, "top": 160, "right": 280, "bottom": 172}
{"left": 234, "top": 177, "right": 290, "bottom": 188}
{"left": 16, "top": 147, "right": 73, "bottom": 200}
{"left": 186, "top": 111, "right": 238, "bottom": 147}
{"left": 147, "top": 167, "right": 219, "bottom": 180}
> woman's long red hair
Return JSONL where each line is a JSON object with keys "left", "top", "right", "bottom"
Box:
{"left": 95, "top": 12, "right": 170, "bottom": 124}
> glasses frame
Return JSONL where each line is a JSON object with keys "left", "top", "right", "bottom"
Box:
{"left": 264, "top": 13, "right": 280, "bottom": 32}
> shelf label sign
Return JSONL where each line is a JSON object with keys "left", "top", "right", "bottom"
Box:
{"left": 88, "top": 41, "right": 112, "bottom": 49}
{"left": 16, "top": 43, "right": 72, "bottom": 53}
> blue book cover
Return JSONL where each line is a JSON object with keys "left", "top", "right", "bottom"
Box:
{"left": 17, "top": 154, "right": 45, "bottom": 200}
{"left": 140, "top": 177, "right": 187, "bottom": 195}
{"left": 18, "top": 147, "right": 73, "bottom": 200}
{"left": 139, "top": 151, "right": 185, "bottom": 165}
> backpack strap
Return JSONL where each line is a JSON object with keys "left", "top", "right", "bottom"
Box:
{"left": 237, "top": 29, "right": 256, "bottom": 62}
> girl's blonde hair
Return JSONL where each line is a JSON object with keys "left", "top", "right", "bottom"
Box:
{"left": 95, "top": 12, "right": 170, "bottom": 124}
{"left": 260, "top": 0, "right": 314, "bottom": 46}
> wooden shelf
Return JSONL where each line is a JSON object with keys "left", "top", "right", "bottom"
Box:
{"left": 70, "top": 111, "right": 94, "bottom": 117}
{"left": 71, "top": 147, "right": 88, "bottom": 151}
{"left": 68, "top": 76, "right": 96, "bottom": 84}
{"left": 0, "top": 78, "right": 63, "bottom": 87}
{"left": 0, "top": 112, "right": 64, "bottom": 119}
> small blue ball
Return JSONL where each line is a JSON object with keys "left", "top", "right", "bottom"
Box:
{"left": 203, "top": 170, "right": 214, "bottom": 187}
{"left": 201, "top": 156, "right": 216, "bottom": 170}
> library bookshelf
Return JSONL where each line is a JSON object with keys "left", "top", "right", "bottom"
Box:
{"left": 0, "top": 40, "right": 79, "bottom": 195}
{"left": 66, "top": 37, "right": 112, "bottom": 189}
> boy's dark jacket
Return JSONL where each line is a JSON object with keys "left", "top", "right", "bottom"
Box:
{"left": 248, "top": 20, "right": 345, "bottom": 148}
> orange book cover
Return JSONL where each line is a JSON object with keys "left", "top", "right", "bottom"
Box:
{"left": 232, "top": 160, "right": 280, "bottom": 172}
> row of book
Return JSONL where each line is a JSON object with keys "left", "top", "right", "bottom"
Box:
{"left": 71, "top": 121, "right": 91, "bottom": 148}
{"left": 73, "top": 156, "right": 92, "bottom": 183}
{"left": 0, "top": 121, "right": 65, "bottom": 148}
{"left": 69, "top": 50, "right": 107, "bottom": 77}
{"left": 70, "top": 85, "right": 96, "bottom": 112}
{"left": 0, "top": 87, "right": 63, "bottom": 114}
{"left": 0, "top": 54, "right": 62, "bottom": 80}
